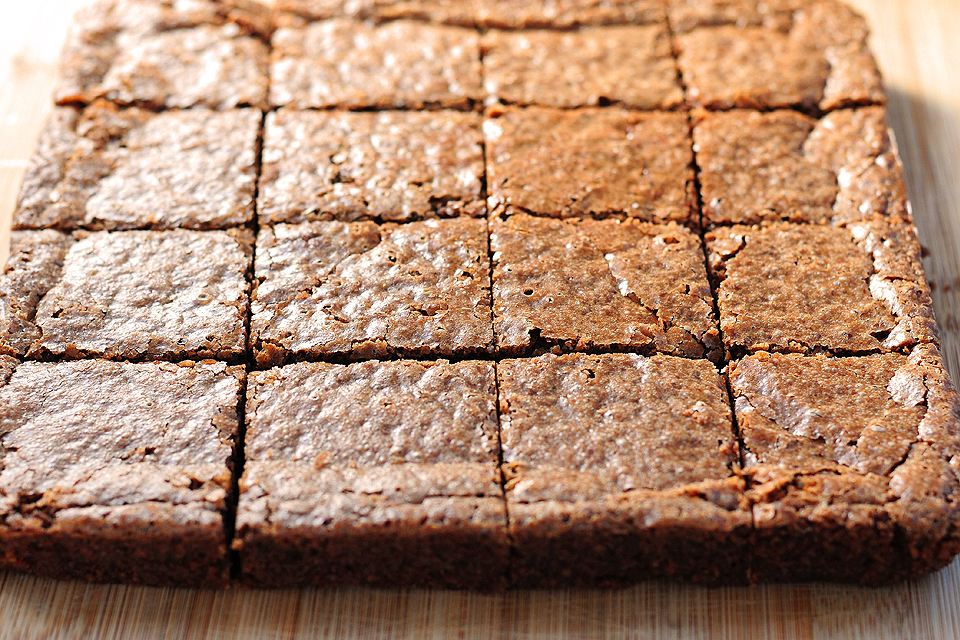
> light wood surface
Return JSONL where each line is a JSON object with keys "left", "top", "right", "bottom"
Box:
{"left": 1, "top": 1, "right": 960, "bottom": 638}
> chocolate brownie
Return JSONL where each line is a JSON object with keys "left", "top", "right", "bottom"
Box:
{"left": 235, "top": 359, "right": 507, "bottom": 588}
{"left": 693, "top": 107, "right": 907, "bottom": 226}
{"left": 474, "top": 0, "right": 665, "bottom": 29}
{"left": 29, "top": 229, "right": 252, "bottom": 362}
{"left": 269, "top": 19, "right": 482, "bottom": 109}
{"left": 251, "top": 218, "right": 492, "bottom": 366}
{"left": 274, "top": 0, "right": 474, "bottom": 25}
{"left": 19, "top": 103, "right": 262, "bottom": 232}
{"left": 730, "top": 347, "right": 960, "bottom": 583}
{"left": 499, "top": 353, "right": 750, "bottom": 586}
{"left": 485, "top": 107, "right": 695, "bottom": 224}
{"left": 55, "top": 0, "right": 271, "bottom": 109}
{"left": 491, "top": 215, "right": 719, "bottom": 358}
{"left": 258, "top": 109, "right": 485, "bottom": 225}
{"left": 674, "top": 0, "right": 884, "bottom": 112}
{"left": 12, "top": 108, "right": 80, "bottom": 230}
{"left": 0, "top": 231, "right": 74, "bottom": 357}
{"left": 481, "top": 25, "right": 682, "bottom": 109}
{"left": 0, "top": 359, "right": 243, "bottom": 587}
{"left": 706, "top": 218, "right": 936, "bottom": 357}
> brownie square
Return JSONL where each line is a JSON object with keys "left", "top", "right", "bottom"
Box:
{"left": 693, "top": 107, "right": 907, "bottom": 226}
{"left": 474, "top": 0, "right": 665, "bottom": 28}
{"left": 0, "top": 359, "right": 243, "bottom": 587}
{"left": 258, "top": 109, "right": 485, "bottom": 225}
{"left": 251, "top": 218, "right": 493, "bottom": 366}
{"left": 706, "top": 219, "right": 936, "bottom": 357}
{"left": 236, "top": 359, "right": 508, "bottom": 588}
{"left": 730, "top": 346, "right": 960, "bottom": 583}
{"left": 674, "top": 1, "right": 884, "bottom": 112}
{"left": 56, "top": 0, "right": 270, "bottom": 109}
{"left": 30, "top": 229, "right": 252, "bottom": 362}
{"left": 485, "top": 107, "right": 695, "bottom": 224}
{"left": 12, "top": 108, "right": 80, "bottom": 230}
{"left": 269, "top": 19, "right": 482, "bottom": 109}
{"left": 19, "top": 103, "right": 262, "bottom": 231}
{"left": 275, "top": 0, "right": 474, "bottom": 25}
{"left": 491, "top": 215, "right": 719, "bottom": 359}
{"left": 499, "top": 353, "right": 749, "bottom": 586}
{"left": 0, "top": 231, "right": 73, "bottom": 357}
{"left": 481, "top": 25, "right": 682, "bottom": 109}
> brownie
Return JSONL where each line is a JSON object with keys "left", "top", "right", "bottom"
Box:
{"left": 706, "top": 219, "right": 937, "bottom": 357}
{"left": 235, "top": 359, "right": 507, "bottom": 589}
{"left": 258, "top": 110, "right": 485, "bottom": 225}
{"left": 0, "top": 231, "right": 74, "bottom": 357}
{"left": 674, "top": 0, "right": 884, "bottom": 112}
{"left": 693, "top": 107, "right": 907, "bottom": 226}
{"left": 251, "top": 218, "right": 492, "bottom": 366}
{"left": 730, "top": 347, "right": 960, "bottom": 583}
{"left": 0, "top": 359, "right": 243, "bottom": 587}
{"left": 491, "top": 215, "right": 719, "bottom": 358}
{"left": 485, "top": 107, "right": 695, "bottom": 224}
{"left": 55, "top": 0, "right": 271, "bottom": 109}
{"left": 269, "top": 19, "right": 482, "bottom": 110}
{"left": 16, "top": 103, "right": 262, "bottom": 231}
{"left": 481, "top": 25, "right": 681, "bottom": 109}
{"left": 275, "top": 0, "right": 474, "bottom": 25}
{"left": 474, "top": 0, "right": 665, "bottom": 29}
{"left": 29, "top": 229, "right": 252, "bottom": 362}
{"left": 498, "top": 353, "right": 750, "bottom": 586}
{"left": 12, "top": 108, "right": 80, "bottom": 230}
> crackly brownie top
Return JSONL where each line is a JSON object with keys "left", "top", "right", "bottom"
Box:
{"left": 481, "top": 25, "right": 682, "bottom": 109}
{"left": 474, "top": 0, "right": 665, "bottom": 29}
{"left": 491, "top": 214, "right": 719, "bottom": 358}
{"left": 31, "top": 229, "right": 252, "bottom": 362}
{"left": 270, "top": 18, "right": 482, "bottom": 109}
{"left": 275, "top": 0, "right": 474, "bottom": 25}
{"left": 251, "top": 218, "right": 492, "bottom": 366}
{"left": 12, "top": 108, "right": 79, "bottom": 230}
{"left": 674, "top": 0, "right": 884, "bottom": 112}
{"left": 707, "top": 219, "right": 936, "bottom": 356}
{"left": 694, "top": 107, "right": 906, "bottom": 226}
{"left": 485, "top": 107, "right": 694, "bottom": 224}
{"left": 258, "top": 109, "right": 485, "bottom": 225}
{"left": 41, "top": 103, "right": 261, "bottom": 231}
{"left": 499, "top": 353, "right": 737, "bottom": 501}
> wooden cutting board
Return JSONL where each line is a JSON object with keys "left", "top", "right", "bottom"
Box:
{"left": 1, "top": 1, "right": 959, "bottom": 638}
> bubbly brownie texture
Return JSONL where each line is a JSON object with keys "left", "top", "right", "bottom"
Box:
{"left": 0, "top": 231, "right": 73, "bottom": 357}
{"left": 693, "top": 107, "right": 907, "bottom": 226}
{"left": 485, "top": 107, "right": 695, "bottom": 224}
{"left": 474, "top": 0, "right": 665, "bottom": 28}
{"left": 269, "top": 19, "right": 482, "bottom": 109}
{"left": 731, "top": 348, "right": 960, "bottom": 583}
{"left": 251, "top": 218, "right": 492, "bottom": 366}
{"left": 258, "top": 109, "right": 485, "bottom": 225}
{"left": 498, "top": 353, "right": 749, "bottom": 586}
{"left": 481, "top": 25, "right": 682, "bottom": 109}
{"left": 30, "top": 229, "right": 252, "bottom": 362}
{"left": 56, "top": 0, "right": 271, "bottom": 109}
{"left": 12, "top": 108, "right": 79, "bottom": 230}
{"left": 236, "top": 359, "right": 507, "bottom": 588}
{"left": 274, "top": 0, "right": 474, "bottom": 25}
{"left": 674, "top": 0, "right": 884, "bottom": 112}
{"left": 707, "top": 219, "right": 936, "bottom": 356}
{"left": 491, "top": 215, "right": 719, "bottom": 358}
{"left": 22, "top": 103, "right": 262, "bottom": 231}
{"left": 0, "top": 359, "right": 243, "bottom": 587}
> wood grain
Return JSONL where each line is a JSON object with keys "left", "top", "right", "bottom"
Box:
{"left": 1, "top": 1, "right": 960, "bottom": 638}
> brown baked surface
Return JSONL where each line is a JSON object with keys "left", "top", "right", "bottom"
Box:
{"left": 474, "top": 0, "right": 665, "bottom": 29}
{"left": 275, "top": 0, "right": 475, "bottom": 25}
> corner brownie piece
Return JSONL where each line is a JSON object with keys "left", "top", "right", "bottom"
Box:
{"left": 258, "top": 110, "right": 485, "bottom": 225}
{"left": 707, "top": 218, "right": 936, "bottom": 357}
{"left": 236, "top": 359, "right": 507, "bottom": 589}
{"left": 673, "top": 0, "right": 884, "bottom": 112}
{"left": 693, "top": 107, "right": 906, "bottom": 226}
{"left": 0, "top": 359, "right": 243, "bottom": 587}
{"left": 485, "top": 107, "right": 695, "bottom": 224}
{"left": 251, "top": 218, "right": 492, "bottom": 366}
{"left": 16, "top": 103, "right": 262, "bottom": 231}
{"left": 499, "top": 353, "right": 750, "bottom": 586}
{"left": 730, "top": 347, "right": 960, "bottom": 583}
{"left": 12, "top": 108, "right": 79, "bottom": 230}
{"left": 30, "top": 229, "right": 251, "bottom": 362}
{"left": 481, "top": 25, "right": 682, "bottom": 109}
{"left": 474, "top": 0, "right": 665, "bottom": 29}
{"left": 491, "top": 215, "right": 719, "bottom": 358}
{"left": 275, "top": 0, "right": 474, "bottom": 25}
{"left": 270, "top": 19, "right": 482, "bottom": 109}
{"left": 56, "top": 0, "right": 271, "bottom": 109}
